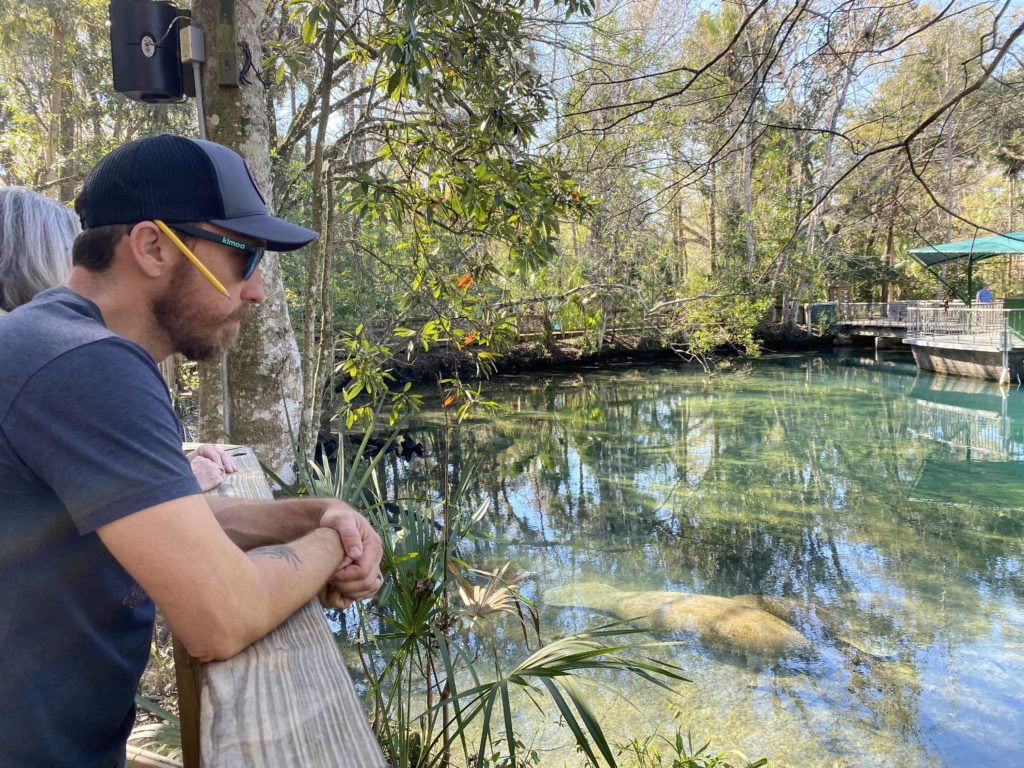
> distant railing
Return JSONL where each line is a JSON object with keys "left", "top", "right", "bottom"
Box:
{"left": 834, "top": 300, "right": 946, "bottom": 324}
{"left": 905, "top": 305, "right": 1024, "bottom": 349}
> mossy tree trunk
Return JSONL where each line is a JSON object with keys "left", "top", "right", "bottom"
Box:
{"left": 192, "top": 0, "right": 305, "bottom": 482}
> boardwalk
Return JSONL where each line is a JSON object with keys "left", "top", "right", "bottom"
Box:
{"left": 824, "top": 300, "right": 1024, "bottom": 382}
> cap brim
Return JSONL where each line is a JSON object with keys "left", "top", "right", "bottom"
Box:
{"left": 209, "top": 213, "right": 319, "bottom": 252}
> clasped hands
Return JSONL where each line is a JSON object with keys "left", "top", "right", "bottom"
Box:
{"left": 316, "top": 500, "right": 384, "bottom": 610}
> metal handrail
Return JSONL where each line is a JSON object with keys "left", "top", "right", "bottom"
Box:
{"left": 834, "top": 300, "right": 952, "bottom": 324}
{"left": 905, "top": 306, "right": 1024, "bottom": 348}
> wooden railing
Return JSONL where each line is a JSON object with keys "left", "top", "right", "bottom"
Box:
{"left": 129, "top": 446, "right": 385, "bottom": 768}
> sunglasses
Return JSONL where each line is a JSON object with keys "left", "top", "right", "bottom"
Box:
{"left": 169, "top": 223, "right": 265, "bottom": 280}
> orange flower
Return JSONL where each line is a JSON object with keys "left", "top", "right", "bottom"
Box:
{"left": 461, "top": 330, "right": 478, "bottom": 348}
{"left": 456, "top": 273, "right": 473, "bottom": 290}
{"left": 442, "top": 394, "right": 455, "bottom": 408}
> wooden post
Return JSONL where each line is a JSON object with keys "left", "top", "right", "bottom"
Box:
{"left": 158, "top": 357, "right": 176, "bottom": 390}
{"left": 171, "top": 638, "right": 202, "bottom": 768}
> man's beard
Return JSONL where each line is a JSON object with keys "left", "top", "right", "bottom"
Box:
{"left": 152, "top": 263, "right": 250, "bottom": 361}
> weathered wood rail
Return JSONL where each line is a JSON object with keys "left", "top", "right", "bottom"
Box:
{"left": 129, "top": 446, "right": 385, "bottom": 768}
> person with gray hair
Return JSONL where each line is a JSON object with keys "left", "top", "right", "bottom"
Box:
{"left": 0, "top": 186, "right": 79, "bottom": 313}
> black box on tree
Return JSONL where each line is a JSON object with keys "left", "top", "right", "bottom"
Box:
{"left": 108, "top": 0, "right": 193, "bottom": 102}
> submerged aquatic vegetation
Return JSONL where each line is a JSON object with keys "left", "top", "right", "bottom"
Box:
{"left": 619, "top": 727, "right": 769, "bottom": 768}
{"left": 352, "top": 486, "right": 692, "bottom": 767}
{"left": 136, "top": 380, "right": 773, "bottom": 766}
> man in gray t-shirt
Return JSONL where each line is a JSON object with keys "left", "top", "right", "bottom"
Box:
{"left": 0, "top": 135, "right": 384, "bottom": 767}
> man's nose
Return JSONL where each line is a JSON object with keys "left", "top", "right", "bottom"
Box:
{"left": 241, "top": 266, "right": 265, "bottom": 304}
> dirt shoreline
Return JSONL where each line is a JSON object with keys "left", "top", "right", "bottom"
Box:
{"left": 383, "top": 327, "right": 837, "bottom": 385}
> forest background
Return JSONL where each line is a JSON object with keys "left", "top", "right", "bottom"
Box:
{"left": 4, "top": 0, "right": 1024, "bottom": 476}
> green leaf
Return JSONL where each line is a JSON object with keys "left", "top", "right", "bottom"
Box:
{"left": 386, "top": 69, "right": 406, "bottom": 99}
{"left": 301, "top": 15, "right": 317, "bottom": 44}
{"left": 134, "top": 694, "right": 180, "bottom": 727}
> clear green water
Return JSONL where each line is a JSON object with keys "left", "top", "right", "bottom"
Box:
{"left": 388, "top": 351, "right": 1024, "bottom": 767}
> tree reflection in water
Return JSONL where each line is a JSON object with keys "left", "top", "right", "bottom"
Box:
{"left": 383, "top": 352, "right": 1024, "bottom": 766}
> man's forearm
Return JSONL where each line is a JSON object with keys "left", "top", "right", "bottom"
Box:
{"left": 206, "top": 495, "right": 385, "bottom": 609}
{"left": 208, "top": 496, "right": 326, "bottom": 550}
{"left": 226, "top": 527, "right": 347, "bottom": 658}
{"left": 101, "top": 495, "right": 351, "bottom": 663}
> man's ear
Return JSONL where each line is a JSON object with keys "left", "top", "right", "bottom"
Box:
{"left": 127, "top": 221, "right": 172, "bottom": 278}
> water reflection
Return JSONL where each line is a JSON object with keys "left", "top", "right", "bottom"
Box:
{"left": 907, "top": 375, "right": 1024, "bottom": 514}
{"left": 908, "top": 373, "right": 1024, "bottom": 460}
{"left": 388, "top": 353, "right": 1024, "bottom": 766}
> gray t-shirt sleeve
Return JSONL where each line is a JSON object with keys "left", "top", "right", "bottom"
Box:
{"left": 3, "top": 339, "right": 201, "bottom": 533}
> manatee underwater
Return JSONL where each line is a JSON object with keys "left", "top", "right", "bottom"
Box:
{"left": 733, "top": 593, "right": 900, "bottom": 661}
{"left": 544, "top": 582, "right": 813, "bottom": 659}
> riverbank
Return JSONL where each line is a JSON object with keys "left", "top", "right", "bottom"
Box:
{"left": 383, "top": 324, "right": 836, "bottom": 384}
{"left": 177, "top": 326, "right": 836, "bottom": 436}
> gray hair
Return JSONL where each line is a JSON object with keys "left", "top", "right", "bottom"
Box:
{"left": 0, "top": 186, "right": 81, "bottom": 311}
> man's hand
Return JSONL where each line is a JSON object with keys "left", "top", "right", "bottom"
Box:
{"left": 206, "top": 494, "right": 385, "bottom": 604}
{"left": 318, "top": 583, "right": 355, "bottom": 610}
{"left": 318, "top": 501, "right": 384, "bottom": 603}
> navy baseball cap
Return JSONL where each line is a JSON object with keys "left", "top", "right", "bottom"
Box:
{"left": 76, "top": 134, "right": 318, "bottom": 252}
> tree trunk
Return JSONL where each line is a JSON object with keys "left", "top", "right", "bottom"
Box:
{"left": 708, "top": 161, "right": 718, "bottom": 272}
{"left": 742, "top": 117, "right": 755, "bottom": 270}
{"left": 801, "top": 63, "right": 855, "bottom": 273}
{"left": 881, "top": 217, "right": 895, "bottom": 304}
{"left": 1011, "top": 175, "right": 1020, "bottom": 285}
{"left": 300, "top": 8, "right": 337, "bottom": 456}
{"left": 192, "top": 0, "right": 306, "bottom": 482}
{"left": 44, "top": 21, "right": 62, "bottom": 191}
{"left": 56, "top": 21, "right": 76, "bottom": 204}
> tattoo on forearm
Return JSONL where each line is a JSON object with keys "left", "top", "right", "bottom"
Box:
{"left": 250, "top": 544, "right": 302, "bottom": 569}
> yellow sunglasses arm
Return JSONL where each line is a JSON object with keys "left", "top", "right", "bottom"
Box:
{"left": 153, "top": 219, "right": 231, "bottom": 299}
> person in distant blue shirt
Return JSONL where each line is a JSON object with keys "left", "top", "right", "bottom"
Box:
{"left": 976, "top": 283, "right": 993, "bottom": 303}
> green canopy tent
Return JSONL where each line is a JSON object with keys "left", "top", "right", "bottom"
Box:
{"left": 908, "top": 231, "right": 1024, "bottom": 305}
